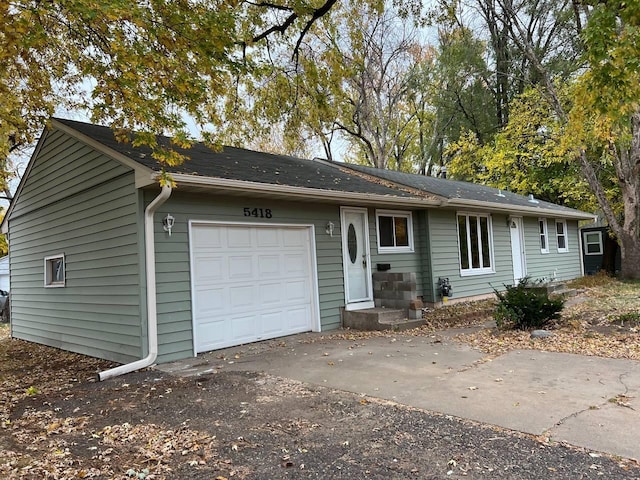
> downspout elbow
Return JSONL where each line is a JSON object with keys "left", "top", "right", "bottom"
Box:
{"left": 98, "top": 185, "right": 172, "bottom": 381}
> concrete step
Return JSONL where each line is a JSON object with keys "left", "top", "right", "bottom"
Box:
{"left": 342, "top": 307, "right": 425, "bottom": 331}
{"left": 550, "top": 287, "right": 577, "bottom": 298}
{"left": 378, "top": 317, "right": 426, "bottom": 331}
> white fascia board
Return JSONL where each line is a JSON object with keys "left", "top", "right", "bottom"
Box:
{"left": 447, "top": 198, "right": 596, "bottom": 221}
{"left": 170, "top": 173, "right": 442, "bottom": 207}
{"left": 51, "top": 119, "right": 156, "bottom": 188}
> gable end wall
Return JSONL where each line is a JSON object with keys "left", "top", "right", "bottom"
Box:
{"left": 8, "top": 129, "right": 144, "bottom": 364}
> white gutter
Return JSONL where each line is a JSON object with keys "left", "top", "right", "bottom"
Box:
{"left": 446, "top": 198, "right": 596, "bottom": 221}
{"left": 98, "top": 185, "right": 172, "bottom": 381}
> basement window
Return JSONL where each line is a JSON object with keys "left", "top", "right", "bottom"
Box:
{"left": 44, "top": 254, "right": 65, "bottom": 287}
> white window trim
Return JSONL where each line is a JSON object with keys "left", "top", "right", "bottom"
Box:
{"left": 539, "top": 218, "right": 549, "bottom": 254}
{"left": 583, "top": 230, "right": 603, "bottom": 256}
{"left": 375, "top": 209, "right": 414, "bottom": 253}
{"left": 556, "top": 220, "right": 569, "bottom": 253}
{"left": 44, "top": 253, "right": 66, "bottom": 288}
{"left": 456, "top": 212, "right": 495, "bottom": 276}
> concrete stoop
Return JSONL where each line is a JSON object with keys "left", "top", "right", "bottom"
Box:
{"left": 342, "top": 307, "right": 426, "bottom": 331}
{"left": 545, "top": 281, "right": 578, "bottom": 298}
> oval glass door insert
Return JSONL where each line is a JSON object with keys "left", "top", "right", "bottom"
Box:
{"left": 347, "top": 223, "right": 357, "bottom": 263}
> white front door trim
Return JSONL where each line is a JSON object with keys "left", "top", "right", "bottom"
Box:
{"left": 509, "top": 216, "right": 527, "bottom": 283}
{"left": 340, "top": 207, "right": 374, "bottom": 311}
{"left": 188, "top": 220, "right": 321, "bottom": 356}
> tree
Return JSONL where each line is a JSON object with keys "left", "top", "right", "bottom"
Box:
{"left": 236, "top": 3, "right": 427, "bottom": 170}
{"left": 1, "top": 0, "right": 382, "bottom": 180}
{"left": 492, "top": 0, "right": 640, "bottom": 279}
{"left": 446, "top": 86, "right": 601, "bottom": 211}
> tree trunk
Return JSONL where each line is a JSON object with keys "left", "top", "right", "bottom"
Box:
{"left": 618, "top": 232, "right": 640, "bottom": 280}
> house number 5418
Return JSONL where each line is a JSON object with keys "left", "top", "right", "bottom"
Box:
{"left": 243, "top": 208, "right": 273, "bottom": 218}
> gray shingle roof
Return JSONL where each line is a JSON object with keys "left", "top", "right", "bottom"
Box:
{"left": 341, "top": 163, "right": 589, "bottom": 217}
{"left": 54, "top": 118, "right": 417, "bottom": 199}
{"left": 54, "top": 118, "right": 594, "bottom": 219}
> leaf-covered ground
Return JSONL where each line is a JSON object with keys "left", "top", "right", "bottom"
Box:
{"left": 1, "top": 276, "right": 639, "bottom": 479}
{"left": 452, "top": 277, "right": 640, "bottom": 360}
{"left": 317, "top": 276, "right": 640, "bottom": 361}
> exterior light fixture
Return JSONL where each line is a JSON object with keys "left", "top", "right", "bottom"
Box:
{"left": 162, "top": 214, "right": 175, "bottom": 236}
{"left": 326, "top": 221, "right": 335, "bottom": 237}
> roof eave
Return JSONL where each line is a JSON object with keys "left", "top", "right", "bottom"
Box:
{"left": 447, "top": 198, "right": 596, "bottom": 220}
{"left": 169, "top": 173, "right": 442, "bottom": 207}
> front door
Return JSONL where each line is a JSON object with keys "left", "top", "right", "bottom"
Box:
{"left": 341, "top": 207, "right": 374, "bottom": 310}
{"left": 509, "top": 217, "right": 526, "bottom": 283}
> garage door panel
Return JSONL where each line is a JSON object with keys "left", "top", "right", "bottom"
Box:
{"left": 286, "top": 306, "right": 312, "bottom": 330}
{"left": 197, "top": 318, "right": 227, "bottom": 349}
{"left": 284, "top": 253, "right": 308, "bottom": 275}
{"left": 193, "top": 226, "right": 224, "bottom": 248}
{"left": 193, "top": 255, "right": 226, "bottom": 282}
{"left": 228, "top": 256, "right": 254, "bottom": 279}
{"left": 260, "top": 282, "right": 283, "bottom": 306}
{"left": 192, "top": 224, "right": 316, "bottom": 353}
{"left": 195, "top": 286, "right": 227, "bottom": 316}
{"left": 229, "top": 284, "right": 255, "bottom": 309}
{"left": 258, "top": 255, "right": 281, "bottom": 277}
{"left": 284, "top": 279, "right": 309, "bottom": 303}
{"left": 260, "top": 311, "right": 285, "bottom": 335}
{"left": 256, "top": 228, "right": 279, "bottom": 247}
{"left": 283, "top": 229, "right": 307, "bottom": 247}
{"left": 231, "top": 314, "right": 258, "bottom": 342}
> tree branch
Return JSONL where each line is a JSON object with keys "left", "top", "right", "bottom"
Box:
{"left": 292, "top": 0, "right": 339, "bottom": 62}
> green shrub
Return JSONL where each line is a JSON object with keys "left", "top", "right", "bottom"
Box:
{"left": 493, "top": 277, "right": 565, "bottom": 330}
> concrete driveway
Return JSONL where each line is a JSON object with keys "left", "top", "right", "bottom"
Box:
{"left": 160, "top": 331, "right": 640, "bottom": 461}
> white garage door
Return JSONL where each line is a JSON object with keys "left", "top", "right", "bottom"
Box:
{"left": 191, "top": 223, "right": 316, "bottom": 353}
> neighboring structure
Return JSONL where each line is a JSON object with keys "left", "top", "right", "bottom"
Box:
{"left": 581, "top": 224, "right": 621, "bottom": 276}
{"left": 0, "top": 255, "right": 9, "bottom": 292}
{"left": 1, "top": 119, "right": 595, "bottom": 368}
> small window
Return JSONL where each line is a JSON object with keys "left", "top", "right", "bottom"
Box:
{"left": 583, "top": 231, "right": 603, "bottom": 255}
{"left": 556, "top": 220, "right": 568, "bottom": 253}
{"left": 376, "top": 210, "right": 414, "bottom": 253}
{"left": 539, "top": 219, "right": 549, "bottom": 254}
{"left": 44, "top": 254, "right": 65, "bottom": 287}
{"left": 457, "top": 212, "right": 494, "bottom": 275}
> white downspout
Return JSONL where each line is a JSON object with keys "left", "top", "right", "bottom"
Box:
{"left": 98, "top": 185, "right": 172, "bottom": 381}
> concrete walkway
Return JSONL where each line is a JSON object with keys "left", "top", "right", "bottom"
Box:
{"left": 159, "top": 332, "right": 640, "bottom": 461}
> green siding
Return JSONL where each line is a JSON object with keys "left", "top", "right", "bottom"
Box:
{"left": 427, "top": 209, "right": 514, "bottom": 301}
{"left": 8, "top": 130, "right": 143, "bottom": 364}
{"left": 428, "top": 210, "right": 584, "bottom": 303}
{"left": 151, "top": 191, "right": 347, "bottom": 363}
{"left": 417, "top": 210, "right": 434, "bottom": 303}
{"left": 523, "top": 218, "right": 583, "bottom": 281}
{"left": 368, "top": 209, "right": 426, "bottom": 297}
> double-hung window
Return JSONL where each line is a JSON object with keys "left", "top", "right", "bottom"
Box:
{"left": 539, "top": 219, "right": 549, "bottom": 254}
{"left": 376, "top": 210, "right": 414, "bottom": 253}
{"left": 555, "top": 220, "right": 568, "bottom": 253}
{"left": 457, "top": 213, "right": 494, "bottom": 275}
{"left": 583, "top": 231, "right": 603, "bottom": 255}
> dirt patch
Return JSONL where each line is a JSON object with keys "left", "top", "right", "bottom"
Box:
{"left": 3, "top": 366, "right": 640, "bottom": 479}
{"left": 2, "top": 279, "right": 640, "bottom": 478}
